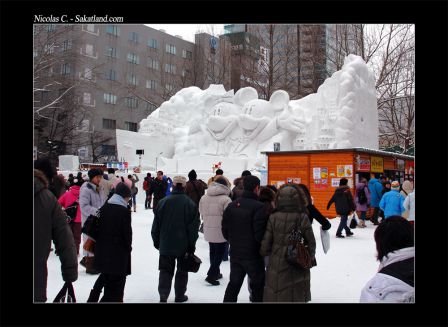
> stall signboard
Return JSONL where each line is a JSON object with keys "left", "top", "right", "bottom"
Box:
{"left": 313, "top": 168, "right": 321, "bottom": 179}
{"left": 331, "top": 178, "right": 340, "bottom": 187}
{"left": 371, "top": 156, "right": 384, "bottom": 173}
{"left": 321, "top": 168, "right": 328, "bottom": 179}
{"left": 344, "top": 165, "right": 353, "bottom": 177}
{"left": 314, "top": 178, "right": 328, "bottom": 189}
{"left": 357, "top": 157, "right": 371, "bottom": 171}
{"left": 337, "top": 165, "right": 345, "bottom": 177}
{"left": 396, "top": 159, "right": 405, "bottom": 171}
{"left": 384, "top": 157, "right": 395, "bottom": 170}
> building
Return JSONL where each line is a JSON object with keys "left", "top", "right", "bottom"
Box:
{"left": 33, "top": 24, "right": 229, "bottom": 164}
{"left": 222, "top": 24, "right": 363, "bottom": 99}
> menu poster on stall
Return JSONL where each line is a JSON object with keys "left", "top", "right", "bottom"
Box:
{"left": 331, "top": 178, "right": 340, "bottom": 187}
{"left": 344, "top": 165, "right": 353, "bottom": 177}
{"left": 293, "top": 178, "right": 301, "bottom": 184}
{"left": 314, "top": 178, "right": 328, "bottom": 189}
{"left": 337, "top": 165, "right": 345, "bottom": 177}
{"left": 371, "top": 156, "right": 384, "bottom": 173}
{"left": 321, "top": 167, "right": 328, "bottom": 179}
{"left": 313, "top": 168, "right": 321, "bottom": 179}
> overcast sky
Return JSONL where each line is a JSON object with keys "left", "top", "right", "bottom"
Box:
{"left": 145, "top": 24, "right": 225, "bottom": 42}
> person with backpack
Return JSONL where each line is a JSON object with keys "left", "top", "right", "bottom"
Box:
{"left": 185, "top": 169, "right": 208, "bottom": 207}
{"left": 327, "top": 178, "right": 356, "bottom": 238}
{"left": 58, "top": 173, "right": 84, "bottom": 255}
{"left": 355, "top": 178, "right": 371, "bottom": 228}
{"left": 360, "top": 216, "right": 414, "bottom": 302}
{"left": 379, "top": 181, "right": 406, "bottom": 219}
{"left": 143, "top": 173, "right": 154, "bottom": 209}
{"left": 128, "top": 174, "right": 139, "bottom": 212}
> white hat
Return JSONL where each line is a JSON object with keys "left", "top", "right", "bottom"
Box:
{"left": 172, "top": 175, "right": 187, "bottom": 187}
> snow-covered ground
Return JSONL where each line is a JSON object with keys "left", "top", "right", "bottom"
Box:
{"left": 46, "top": 188, "right": 379, "bottom": 303}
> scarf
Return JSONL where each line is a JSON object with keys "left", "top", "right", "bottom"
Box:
{"left": 107, "top": 193, "right": 129, "bottom": 208}
{"left": 378, "top": 246, "right": 415, "bottom": 271}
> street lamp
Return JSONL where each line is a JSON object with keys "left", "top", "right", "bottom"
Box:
{"left": 155, "top": 152, "right": 163, "bottom": 172}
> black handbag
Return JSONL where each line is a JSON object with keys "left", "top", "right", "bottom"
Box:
{"left": 81, "top": 214, "right": 100, "bottom": 241}
{"left": 53, "top": 282, "right": 76, "bottom": 303}
{"left": 285, "top": 218, "right": 315, "bottom": 270}
{"left": 178, "top": 253, "right": 202, "bottom": 273}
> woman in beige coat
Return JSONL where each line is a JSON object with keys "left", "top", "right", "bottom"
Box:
{"left": 400, "top": 180, "right": 414, "bottom": 219}
{"left": 199, "top": 178, "right": 232, "bottom": 285}
{"left": 260, "top": 184, "right": 316, "bottom": 302}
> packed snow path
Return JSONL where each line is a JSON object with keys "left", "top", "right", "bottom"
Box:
{"left": 46, "top": 194, "right": 379, "bottom": 303}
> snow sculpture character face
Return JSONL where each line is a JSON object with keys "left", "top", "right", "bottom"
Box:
{"left": 207, "top": 101, "right": 239, "bottom": 133}
{"left": 239, "top": 99, "right": 273, "bottom": 131}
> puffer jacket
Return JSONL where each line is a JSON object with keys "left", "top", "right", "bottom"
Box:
{"left": 34, "top": 169, "right": 77, "bottom": 302}
{"left": 79, "top": 181, "right": 104, "bottom": 226}
{"left": 199, "top": 182, "right": 232, "bottom": 243}
{"left": 327, "top": 185, "right": 356, "bottom": 215}
{"left": 260, "top": 185, "right": 316, "bottom": 302}
{"left": 379, "top": 189, "right": 405, "bottom": 218}
{"left": 355, "top": 182, "right": 371, "bottom": 212}
{"left": 58, "top": 185, "right": 82, "bottom": 223}
{"left": 360, "top": 247, "right": 414, "bottom": 303}
{"left": 368, "top": 178, "right": 383, "bottom": 207}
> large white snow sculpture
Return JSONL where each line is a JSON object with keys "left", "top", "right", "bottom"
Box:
{"left": 116, "top": 55, "right": 378, "bottom": 173}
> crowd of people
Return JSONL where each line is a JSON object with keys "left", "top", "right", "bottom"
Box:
{"left": 34, "top": 158, "right": 414, "bottom": 303}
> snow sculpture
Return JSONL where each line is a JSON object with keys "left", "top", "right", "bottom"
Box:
{"left": 117, "top": 55, "right": 378, "bottom": 173}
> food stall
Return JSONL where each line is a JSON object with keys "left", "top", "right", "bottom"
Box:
{"left": 262, "top": 148, "right": 414, "bottom": 218}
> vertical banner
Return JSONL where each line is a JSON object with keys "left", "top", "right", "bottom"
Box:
{"left": 370, "top": 156, "right": 384, "bottom": 173}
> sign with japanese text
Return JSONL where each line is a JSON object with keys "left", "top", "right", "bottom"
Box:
{"left": 357, "top": 157, "right": 371, "bottom": 171}
{"left": 396, "top": 159, "right": 405, "bottom": 171}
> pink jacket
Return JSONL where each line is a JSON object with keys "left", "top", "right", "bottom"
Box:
{"left": 58, "top": 185, "right": 81, "bottom": 223}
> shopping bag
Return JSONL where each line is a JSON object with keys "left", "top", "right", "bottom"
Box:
{"left": 320, "top": 227, "right": 330, "bottom": 254}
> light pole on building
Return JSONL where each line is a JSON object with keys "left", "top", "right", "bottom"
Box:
{"left": 155, "top": 152, "right": 163, "bottom": 173}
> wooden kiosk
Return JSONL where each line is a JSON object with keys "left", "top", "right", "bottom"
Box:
{"left": 262, "top": 148, "right": 414, "bottom": 218}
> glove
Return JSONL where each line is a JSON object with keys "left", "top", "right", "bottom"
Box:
{"left": 187, "top": 246, "right": 195, "bottom": 254}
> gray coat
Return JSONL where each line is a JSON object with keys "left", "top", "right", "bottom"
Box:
{"left": 260, "top": 185, "right": 316, "bottom": 302}
{"left": 34, "top": 169, "right": 78, "bottom": 302}
{"left": 79, "top": 181, "right": 104, "bottom": 226}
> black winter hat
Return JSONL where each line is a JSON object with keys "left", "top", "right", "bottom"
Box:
{"left": 188, "top": 169, "right": 197, "bottom": 181}
{"left": 115, "top": 182, "right": 132, "bottom": 198}
{"left": 241, "top": 170, "right": 252, "bottom": 177}
{"left": 88, "top": 168, "right": 103, "bottom": 181}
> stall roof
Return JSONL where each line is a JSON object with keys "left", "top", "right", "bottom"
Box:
{"left": 261, "top": 147, "right": 414, "bottom": 160}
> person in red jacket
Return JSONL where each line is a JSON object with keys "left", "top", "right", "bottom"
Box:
{"left": 58, "top": 173, "right": 85, "bottom": 255}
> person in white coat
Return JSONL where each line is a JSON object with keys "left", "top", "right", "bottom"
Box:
{"left": 199, "top": 177, "right": 232, "bottom": 286}
{"left": 403, "top": 191, "right": 415, "bottom": 225}
{"left": 360, "top": 216, "right": 414, "bottom": 302}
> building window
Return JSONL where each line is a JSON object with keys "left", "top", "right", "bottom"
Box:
{"left": 62, "top": 39, "right": 72, "bottom": 52}
{"left": 147, "top": 58, "right": 159, "bottom": 70}
{"left": 148, "top": 38, "right": 158, "bottom": 49}
{"left": 182, "top": 49, "right": 192, "bottom": 59}
{"left": 127, "top": 74, "right": 138, "bottom": 86}
{"left": 83, "top": 92, "right": 92, "bottom": 105}
{"left": 105, "top": 69, "right": 117, "bottom": 81}
{"left": 127, "top": 52, "right": 139, "bottom": 64}
{"left": 146, "top": 102, "right": 157, "bottom": 111}
{"left": 61, "top": 63, "right": 71, "bottom": 75}
{"left": 181, "top": 69, "right": 191, "bottom": 77}
{"left": 165, "top": 44, "right": 176, "bottom": 55}
{"left": 125, "top": 97, "right": 138, "bottom": 108}
{"left": 47, "top": 24, "right": 56, "bottom": 32}
{"left": 106, "top": 25, "right": 120, "bottom": 36}
{"left": 83, "top": 67, "right": 92, "bottom": 80}
{"left": 146, "top": 80, "right": 156, "bottom": 90}
{"left": 103, "top": 93, "right": 117, "bottom": 104}
{"left": 129, "top": 32, "right": 139, "bottom": 43}
{"left": 164, "top": 63, "right": 176, "bottom": 74}
{"left": 102, "top": 119, "right": 116, "bottom": 130}
{"left": 165, "top": 84, "right": 174, "bottom": 92}
{"left": 124, "top": 121, "right": 138, "bottom": 132}
{"left": 105, "top": 46, "right": 117, "bottom": 58}
{"left": 44, "top": 44, "right": 55, "bottom": 54}
{"left": 101, "top": 144, "right": 116, "bottom": 155}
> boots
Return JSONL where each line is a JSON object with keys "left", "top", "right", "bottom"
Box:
{"left": 87, "top": 288, "right": 102, "bottom": 302}
{"left": 85, "top": 257, "right": 100, "bottom": 275}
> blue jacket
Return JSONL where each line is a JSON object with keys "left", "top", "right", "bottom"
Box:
{"left": 368, "top": 178, "right": 383, "bottom": 207}
{"left": 379, "top": 189, "right": 405, "bottom": 218}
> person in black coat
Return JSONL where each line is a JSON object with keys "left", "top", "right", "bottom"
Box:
{"left": 152, "top": 171, "right": 168, "bottom": 214}
{"left": 297, "top": 184, "right": 331, "bottom": 231}
{"left": 221, "top": 176, "right": 269, "bottom": 302}
{"left": 91, "top": 182, "right": 133, "bottom": 302}
{"left": 327, "top": 178, "right": 356, "bottom": 238}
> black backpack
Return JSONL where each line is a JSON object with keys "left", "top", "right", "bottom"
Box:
{"left": 357, "top": 187, "right": 367, "bottom": 205}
